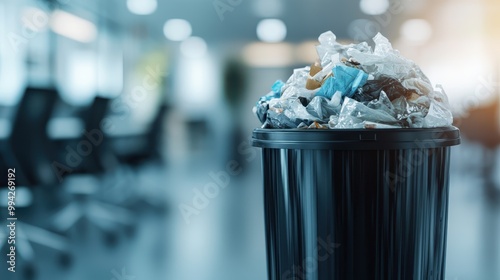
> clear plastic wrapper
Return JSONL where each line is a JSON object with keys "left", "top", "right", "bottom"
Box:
{"left": 265, "top": 98, "right": 320, "bottom": 128}
{"left": 281, "top": 67, "right": 319, "bottom": 99}
{"left": 366, "top": 91, "right": 396, "bottom": 118}
{"left": 253, "top": 80, "right": 284, "bottom": 123}
{"left": 347, "top": 33, "right": 431, "bottom": 84}
{"left": 423, "top": 99, "right": 453, "bottom": 128}
{"left": 306, "top": 95, "right": 341, "bottom": 121}
{"left": 316, "top": 31, "right": 371, "bottom": 68}
{"left": 354, "top": 76, "right": 417, "bottom": 102}
{"left": 336, "top": 96, "right": 401, "bottom": 128}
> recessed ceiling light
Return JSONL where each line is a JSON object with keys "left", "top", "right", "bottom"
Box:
{"left": 127, "top": 0, "right": 157, "bottom": 15}
{"left": 163, "top": 19, "right": 192, "bottom": 42}
{"left": 256, "top": 19, "right": 287, "bottom": 43}
{"left": 359, "top": 0, "right": 390, "bottom": 15}
{"left": 50, "top": 10, "right": 96, "bottom": 43}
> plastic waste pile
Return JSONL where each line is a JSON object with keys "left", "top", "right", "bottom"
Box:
{"left": 253, "top": 31, "right": 453, "bottom": 129}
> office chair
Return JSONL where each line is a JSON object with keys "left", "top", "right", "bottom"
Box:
{"left": 51, "top": 96, "right": 135, "bottom": 245}
{"left": 111, "top": 104, "right": 169, "bottom": 165}
{"left": 108, "top": 104, "right": 170, "bottom": 214}
{"left": 10, "top": 87, "right": 62, "bottom": 185}
{"left": 1, "top": 87, "right": 72, "bottom": 280}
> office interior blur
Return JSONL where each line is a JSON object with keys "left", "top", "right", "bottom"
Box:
{"left": 0, "top": 0, "right": 499, "bottom": 279}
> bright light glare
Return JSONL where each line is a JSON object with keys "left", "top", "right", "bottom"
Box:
{"left": 180, "top": 37, "right": 208, "bottom": 58}
{"left": 256, "top": 19, "right": 287, "bottom": 43}
{"left": 163, "top": 19, "right": 192, "bottom": 41}
{"left": 62, "top": 50, "right": 97, "bottom": 105}
{"left": 50, "top": 10, "right": 96, "bottom": 43}
{"left": 359, "top": 0, "right": 390, "bottom": 15}
{"left": 127, "top": 0, "right": 157, "bottom": 15}
{"left": 400, "top": 19, "right": 433, "bottom": 44}
{"left": 176, "top": 56, "right": 219, "bottom": 112}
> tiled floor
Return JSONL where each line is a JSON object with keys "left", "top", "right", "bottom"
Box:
{"left": 1, "top": 141, "right": 499, "bottom": 280}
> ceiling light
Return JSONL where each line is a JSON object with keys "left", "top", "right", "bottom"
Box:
{"left": 359, "top": 0, "right": 390, "bottom": 15}
{"left": 50, "top": 10, "right": 96, "bottom": 43}
{"left": 163, "top": 19, "right": 192, "bottom": 41}
{"left": 256, "top": 19, "right": 287, "bottom": 43}
{"left": 127, "top": 0, "right": 157, "bottom": 15}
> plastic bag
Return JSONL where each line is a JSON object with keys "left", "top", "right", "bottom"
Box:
{"left": 347, "top": 33, "right": 431, "bottom": 84}
{"left": 281, "top": 67, "right": 319, "bottom": 99}
{"left": 316, "top": 65, "right": 369, "bottom": 99}
{"left": 253, "top": 80, "right": 284, "bottom": 123}
{"left": 336, "top": 95, "right": 401, "bottom": 128}
{"left": 265, "top": 98, "right": 321, "bottom": 128}
{"left": 306, "top": 94, "right": 342, "bottom": 121}
{"left": 354, "top": 76, "right": 417, "bottom": 102}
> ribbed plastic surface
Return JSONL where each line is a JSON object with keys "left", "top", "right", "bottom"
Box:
{"left": 255, "top": 128, "right": 459, "bottom": 280}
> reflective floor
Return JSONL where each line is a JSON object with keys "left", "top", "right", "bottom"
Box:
{"left": 1, "top": 140, "right": 499, "bottom": 280}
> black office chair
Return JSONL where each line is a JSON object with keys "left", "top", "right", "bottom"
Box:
{"left": 0, "top": 87, "right": 72, "bottom": 280}
{"left": 10, "top": 87, "right": 61, "bottom": 185}
{"left": 112, "top": 104, "right": 169, "bottom": 165}
{"left": 107, "top": 104, "right": 170, "bottom": 213}
{"left": 50, "top": 96, "right": 135, "bottom": 245}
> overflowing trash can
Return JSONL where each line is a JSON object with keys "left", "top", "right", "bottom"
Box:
{"left": 252, "top": 127, "right": 460, "bottom": 280}
{"left": 250, "top": 28, "right": 462, "bottom": 279}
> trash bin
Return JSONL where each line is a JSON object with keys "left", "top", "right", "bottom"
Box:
{"left": 252, "top": 127, "right": 460, "bottom": 280}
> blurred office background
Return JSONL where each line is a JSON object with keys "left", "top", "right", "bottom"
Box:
{"left": 0, "top": 0, "right": 499, "bottom": 279}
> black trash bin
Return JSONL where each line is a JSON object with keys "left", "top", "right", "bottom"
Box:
{"left": 252, "top": 127, "right": 460, "bottom": 280}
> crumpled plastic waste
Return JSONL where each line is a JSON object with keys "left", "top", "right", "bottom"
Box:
{"left": 316, "top": 65, "right": 369, "bottom": 99}
{"left": 253, "top": 31, "right": 454, "bottom": 129}
{"left": 306, "top": 92, "right": 342, "bottom": 121}
{"left": 253, "top": 80, "right": 284, "bottom": 123}
{"left": 262, "top": 98, "right": 320, "bottom": 129}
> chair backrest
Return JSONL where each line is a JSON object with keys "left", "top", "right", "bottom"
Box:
{"left": 9, "top": 87, "right": 60, "bottom": 185}
{"left": 11, "top": 87, "right": 59, "bottom": 140}
{"left": 147, "top": 104, "right": 169, "bottom": 147}
{"left": 84, "top": 96, "right": 110, "bottom": 132}
{"left": 79, "top": 96, "right": 111, "bottom": 173}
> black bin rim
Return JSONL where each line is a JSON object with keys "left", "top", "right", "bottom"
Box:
{"left": 252, "top": 126, "right": 461, "bottom": 150}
